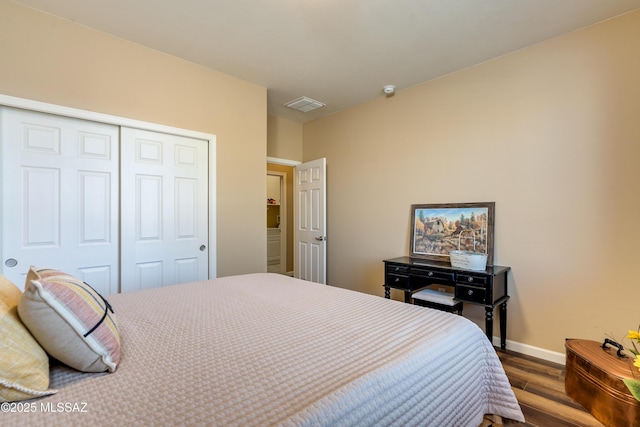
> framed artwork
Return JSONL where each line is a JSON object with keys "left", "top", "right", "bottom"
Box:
{"left": 409, "top": 202, "right": 495, "bottom": 264}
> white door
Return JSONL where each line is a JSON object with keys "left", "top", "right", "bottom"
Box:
{"left": 120, "top": 127, "right": 208, "bottom": 292}
{"left": 294, "top": 158, "right": 326, "bottom": 284}
{"left": 0, "top": 107, "right": 119, "bottom": 294}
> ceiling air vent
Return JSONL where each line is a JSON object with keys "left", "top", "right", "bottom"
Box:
{"left": 285, "top": 96, "right": 325, "bottom": 112}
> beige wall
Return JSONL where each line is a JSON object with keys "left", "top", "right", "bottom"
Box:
{"left": 267, "top": 115, "right": 303, "bottom": 161}
{"left": 303, "top": 10, "right": 640, "bottom": 355}
{"left": 0, "top": 0, "right": 268, "bottom": 277}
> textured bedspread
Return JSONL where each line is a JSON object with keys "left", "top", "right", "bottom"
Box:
{"left": 5, "top": 273, "right": 524, "bottom": 426}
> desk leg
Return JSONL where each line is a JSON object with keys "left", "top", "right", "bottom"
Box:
{"left": 384, "top": 286, "right": 390, "bottom": 299}
{"left": 404, "top": 291, "right": 411, "bottom": 303}
{"left": 484, "top": 307, "right": 493, "bottom": 345}
{"left": 500, "top": 302, "right": 507, "bottom": 350}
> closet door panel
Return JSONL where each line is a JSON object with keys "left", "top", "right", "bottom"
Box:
{"left": 24, "top": 167, "right": 60, "bottom": 246}
{"left": 1, "top": 107, "right": 119, "bottom": 294}
{"left": 176, "top": 178, "right": 197, "bottom": 238}
{"left": 137, "top": 174, "right": 163, "bottom": 240}
{"left": 80, "top": 171, "right": 112, "bottom": 243}
{"left": 121, "top": 127, "right": 208, "bottom": 292}
{"left": 137, "top": 261, "right": 164, "bottom": 290}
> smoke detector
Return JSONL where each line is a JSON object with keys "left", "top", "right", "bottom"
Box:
{"left": 285, "top": 96, "right": 325, "bottom": 112}
{"left": 383, "top": 85, "right": 395, "bottom": 95}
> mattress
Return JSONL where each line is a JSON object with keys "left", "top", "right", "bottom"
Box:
{"left": 5, "top": 273, "right": 524, "bottom": 426}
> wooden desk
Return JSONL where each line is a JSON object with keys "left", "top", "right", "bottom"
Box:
{"left": 383, "top": 256, "right": 511, "bottom": 349}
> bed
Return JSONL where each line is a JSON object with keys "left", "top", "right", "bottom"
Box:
{"left": 2, "top": 272, "right": 524, "bottom": 426}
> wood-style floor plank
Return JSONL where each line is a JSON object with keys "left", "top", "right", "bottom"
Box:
{"left": 501, "top": 363, "right": 584, "bottom": 410}
{"left": 496, "top": 348, "right": 605, "bottom": 427}
{"left": 512, "top": 388, "right": 604, "bottom": 427}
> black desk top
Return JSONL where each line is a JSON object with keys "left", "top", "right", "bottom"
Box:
{"left": 384, "top": 256, "right": 511, "bottom": 276}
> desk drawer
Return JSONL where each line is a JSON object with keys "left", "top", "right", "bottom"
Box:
{"left": 387, "top": 264, "right": 410, "bottom": 276}
{"left": 456, "top": 284, "right": 487, "bottom": 304}
{"left": 387, "top": 274, "right": 409, "bottom": 289}
{"left": 457, "top": 273, "right": 488, "bottom": 286}
{"left": 411, "top": 268, "right": 454, "bottom": 282}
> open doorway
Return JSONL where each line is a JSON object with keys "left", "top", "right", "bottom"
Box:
{"left": 267, "top": 163, "right": 294, "bottom": 275}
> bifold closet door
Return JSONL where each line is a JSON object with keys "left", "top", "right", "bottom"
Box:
{"left": 120, "top": 127, "right": 209, "bottom": 292}
{"left": 0, "top": 107, "right": 119, "bottom": 294}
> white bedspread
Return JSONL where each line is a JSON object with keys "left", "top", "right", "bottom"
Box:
{"left": 6, "top": 273, "right": 524, "bottom": 426}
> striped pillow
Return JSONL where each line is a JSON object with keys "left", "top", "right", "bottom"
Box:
{"left": 18, "top": 267, "right": 120, "bottom": 373}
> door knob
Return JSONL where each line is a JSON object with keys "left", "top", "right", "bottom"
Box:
{"left": 199, "top": 245, "right": 206, "bottom": 251}
{"left": 314, "top": 236, "right": 326, "bottom": 241}
{"left": 5, "top": 258, "right": 17, "bottom": 267}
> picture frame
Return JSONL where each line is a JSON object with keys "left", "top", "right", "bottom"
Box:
{"left": 409, "top": 202, "right": 495, "bottom": 264}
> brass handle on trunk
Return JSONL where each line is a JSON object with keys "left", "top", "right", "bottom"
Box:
{"left": 602, "top": 338, "right": 626, "bottom": 358}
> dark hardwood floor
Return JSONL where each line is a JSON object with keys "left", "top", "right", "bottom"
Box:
{"left": 496, "top": 348, "right": 605, "bottom": 427}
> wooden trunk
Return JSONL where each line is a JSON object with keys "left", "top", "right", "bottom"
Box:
{"left": 565, "top": 339, "right": 640, "bottom": 427}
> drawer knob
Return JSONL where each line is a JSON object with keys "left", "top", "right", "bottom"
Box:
{"left": 468, "top": 277, "right": 474, "bottom": 283}
{"left": 394, "top": 277, "right": 400, "bottom": 283}
{"left": 428, "top": 271, "right": 433, "bottom": 277}
{"left": 467, "top": 289, "right": 474, "bottom": 296}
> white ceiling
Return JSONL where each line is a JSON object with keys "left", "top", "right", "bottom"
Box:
{"left": 13, "top": 0, "right": 640, "bottom": 123}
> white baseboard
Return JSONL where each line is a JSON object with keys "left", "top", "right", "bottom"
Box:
{"left": 492, "top": 336, "right": 566, "bottom": 365}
